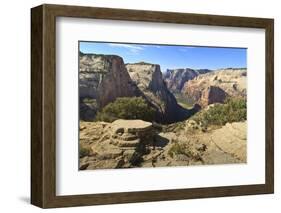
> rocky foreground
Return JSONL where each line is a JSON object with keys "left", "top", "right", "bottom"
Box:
{"left": 79, "top": 119, "right": 246, "bottom": 170}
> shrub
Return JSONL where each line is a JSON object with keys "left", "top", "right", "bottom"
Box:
{"left": 192, "top": 98, "right": 247, "bottom": 127}
{"left": 95, "top": 97, "right": 156, "bottom": 122}
{"left": 168, "top": 143, "right": 188, "bottom": 158}
{"left": 168, "top": 142, "right": 203, "bottom": 161}
{"left": 79, "top": 147, "right": 91, "bottom": 158}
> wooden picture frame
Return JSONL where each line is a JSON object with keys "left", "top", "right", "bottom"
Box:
{"left": 31, "top": 4, "right": 274, "bottom": 208}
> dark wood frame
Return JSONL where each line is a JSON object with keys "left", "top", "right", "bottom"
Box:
{"left": 31, "top": 4, "right": 274, "bottom": 208}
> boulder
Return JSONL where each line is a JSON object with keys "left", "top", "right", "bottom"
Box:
{"left": 79, "top": 120, "right": 157, "bottom": 169}
{"left": 110, "top": 119, "right": 154, "bottom": 147}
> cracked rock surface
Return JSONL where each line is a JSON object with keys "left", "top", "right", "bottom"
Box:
{"left": 79, "top": 119, "right": 246, "bottom": 170}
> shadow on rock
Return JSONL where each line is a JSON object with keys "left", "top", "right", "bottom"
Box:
{"left": 153, "top": 134, "right": 169, "bottom": 148}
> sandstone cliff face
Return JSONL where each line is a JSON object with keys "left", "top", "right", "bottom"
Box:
{"left": 126, "top": 63, "right": 192, "bottom": 123}
{"left": 199, "top": 86, "right": 227, "bottom": 107}
{"left": 80, "top": 55, "right": 194, "bottom": 123}
{"left": 79, "top": 54, "right": 140, "bottom": 119}
{"left": 80, "top": 54, "right": 140, "bottom": 107}
{"left": 164, "top": 68, "right": 212, "bottom": 93}
{"left": 182, "top": 68, "right": 246, "bottom": 107}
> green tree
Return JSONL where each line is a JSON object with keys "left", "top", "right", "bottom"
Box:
{"left": 95, "top": 97, "right": 156, "bottom": 122}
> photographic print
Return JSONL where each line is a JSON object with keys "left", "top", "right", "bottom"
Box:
{"left": 31, "top": 5, "right": 274, "bottom": 207}
{"left": 79, "top": 42, "right": 247, "bottom": 170}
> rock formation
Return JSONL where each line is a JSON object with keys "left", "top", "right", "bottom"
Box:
{"left": 126, "top": 62, "right": 193, "bottom": 123}
{"left": 79, "top": 119, "right": 156, "bottom": 169}
{"left": 79, "top": 119, "right": 246, "bottom": 170}
{"left": 199, "top": 86, "right": 227, "bottom": 107}
{"left": 79, "top": 53, "right": 140, "bottom": 120}
{"left": 182, "top": 68, "right": 246, "bottom": 107}
{"left": 110, "top": 119, "right": 154, "bottom": 147}
{"left": 80, "top": 54, "right": 196, "bottom": 123}
{"left": 209, "top": 122, "right": 247, "bottom": 162}
{"left": 164, "top": 68, "right": 199, "bottom": 92}
{"left": 164, "top": 68, "right": 212, "bottom": 93}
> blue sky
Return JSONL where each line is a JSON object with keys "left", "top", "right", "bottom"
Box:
{"left": 79, "top": 41, "right": 247, "bottom": 72}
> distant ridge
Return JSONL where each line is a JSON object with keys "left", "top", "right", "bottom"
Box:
{"left": 163, "top": 68, "right": 213, "bottom": 93}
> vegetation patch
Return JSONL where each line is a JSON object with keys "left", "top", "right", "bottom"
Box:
{"left": 168, "top": 143, "right": 188, "bottom": 158}
{"left": 192, "top": 98, "right": 247, "bottom": 127}
{"left": 167, "top": 142, "right": 203, "bottom": 162}
{"left": 79, "top": 146, "right": 91, "bottom": 158}
{"left": 95, "top": 97, "right": 156, "bottom": 122}
{"left": 163, "top": 121, "right": 185, "bottom": 133}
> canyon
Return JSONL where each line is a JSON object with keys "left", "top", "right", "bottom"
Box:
{"left": 79, "top": 52, "right": 247, "bottom": 170}
{"left": 80, "top": 53, "right": 196, "bottom": 123}
{"left": 181, "top": 68, "right": 247, "bottom": 107}
{"left": 164, "top": 68, "right": 212, "bottom": 93}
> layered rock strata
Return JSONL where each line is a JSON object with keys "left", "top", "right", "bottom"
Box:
{"left": 182, "top": 68, "right": 246, "bottom": 107}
